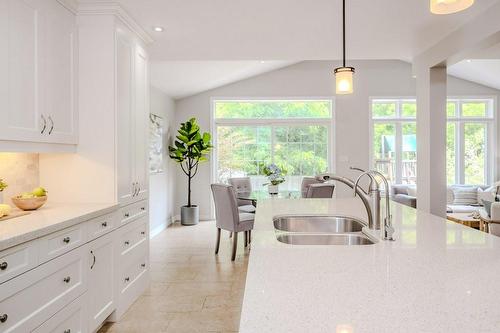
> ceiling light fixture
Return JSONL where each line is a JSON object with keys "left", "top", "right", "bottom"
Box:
{"left": 334, "top": 0, "right": 355, "bottom": 95}
{"left": 153, "top": 26, "right": 164, "bottom": 32}
{"left": 430, "top": 0, "right": 474, "bottom": 15}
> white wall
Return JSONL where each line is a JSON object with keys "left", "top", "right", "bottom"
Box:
{"left": 149, "top": 87, "right": 176, "bottom": 235}
{"left": 174, "top": 60, "right": 500, "bottom": 219}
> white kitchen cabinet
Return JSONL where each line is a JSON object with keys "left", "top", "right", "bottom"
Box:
{"left": 87, "top": 233, "right": 114, "bottom": 333}
{"left": 0, "top": 0, "right": 78, "bottom": 146}
{"left": 116, "top": 28, "right": 149, "bottom": 206}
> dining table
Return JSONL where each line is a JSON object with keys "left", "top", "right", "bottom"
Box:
{"left": 237, "top": 190, "right": 301, "bottom": 207}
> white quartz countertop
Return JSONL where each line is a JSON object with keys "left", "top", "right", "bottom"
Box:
{"left": 0, "top": 202, "right": 118, "bottom": 251}
{"left": 240, "top": 198, "right": 500, "bottom": 333}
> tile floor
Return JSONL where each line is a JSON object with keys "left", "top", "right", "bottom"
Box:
{"left": 99, "top": 221, "right": 250, "bottom": 333}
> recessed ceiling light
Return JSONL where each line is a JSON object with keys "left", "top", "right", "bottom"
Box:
{"left": 153, "top": 26, "right": 164, "bottom": 32}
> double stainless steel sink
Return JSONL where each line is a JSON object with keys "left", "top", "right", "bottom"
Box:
{"left": 273, "top": 215, "right": 376, "bottom": 245}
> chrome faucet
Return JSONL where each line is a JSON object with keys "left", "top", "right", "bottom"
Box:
{"left": 316, "top": 168, "right": 395, "bottom": 241}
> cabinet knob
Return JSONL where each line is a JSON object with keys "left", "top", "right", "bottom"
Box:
{"left": 101, "top": 221, "right": 107, "bottom": 227}
{"left": 124, "top": 277, "right": 130, "bottom": 282}
{"left": 124, "top": 241, "right": 130, "bottom": 246}
{"left": 64, "top": 329, "right": 71, "bottom": 333}
{"left": 141, "top": 231, "right": 145, "bottom": 235}
{"left": 0, "top": 314, "right": 7, "bottom": 323}
{"left": 63, "top": 276, "right": 71, "bottom": 283}
{"left": 63, "top": 237, "right": 71, "bottom": 244}
{"left": 124, "top": 213, "right": 130, "bottom": 218}
{"left": 141, "top": 263, "right": 146, "bottom": 268}
{"left": 0, "top": 262, "right": 7, "bottom": 270}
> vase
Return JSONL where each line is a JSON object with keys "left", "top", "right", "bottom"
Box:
{"left": 181, "top": 205, "right": 199, "bottom": 226}
{"left": 268, "top": 185, "right": 279, "bottom": 195}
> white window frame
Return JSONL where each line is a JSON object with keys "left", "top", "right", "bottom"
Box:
{"left": 369, "top": 97, "right": 417, "bottom": 184}
{"left": 446, "top": 96, "right": 497, "bottom": 185}
{"left": 210, "top": 97, "right": 335, "bottom": 189}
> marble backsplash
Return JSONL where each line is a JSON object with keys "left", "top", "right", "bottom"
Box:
{"left": 0, "top": 153, "right": 39, "bottom": 204}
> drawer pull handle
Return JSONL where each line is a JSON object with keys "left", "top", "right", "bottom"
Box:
{"left": 124, "top": 241, "right": 130, "bottom": 245}
{"left": 124, "top": 213, "right": 130, "bottom": 218}
{"left": 141, "top": 231, "right": 145, "bottom": 235}
{"left": 90, "top": 250, "right": 96, "bottom": 270}
{"left": 64, "top": 329, "right": 71, "bottom": 333}
{"left": 101, "top": 221, "right": 107, "bottom": 227}
{"left": 141, "top": 263, "right": 146, "bottom": 268}
{"left": 63, "top": 237, "right": 71, "bottom": 244}
{"left": 125, "top": 277, "right": 130, "bottom": 282}
{"left": 0, "top": 314, "right": 7, "bottom": 323}
{"left": 0, "top": 262, "right": 7, "bottom": 270}
{"left": 63, "top": 276, "right": 71, "bottom": 283}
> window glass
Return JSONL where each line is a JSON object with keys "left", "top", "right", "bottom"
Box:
{"left": 401, "top": 102, "right": 417, "bottom": 117}
{"left": 462, "top": 102, "right": 487, "bottom": 117}
{"left": 446, "top": 123, "right": 456, "bottom": 185}
{"left": 464, "top": 123, "right": 486, "bottom": 184}
{"left": 372, "top": 102, "right": 396, "bottom": 118}
{"left": 401, "top": 123, "right": 417, "bottom": 184}
{"left": 372, "top": 123, "right": 396, "bottom": 183}
{"left": 215, "top": 100, "right": 331, "bottom": 119}
{"left": 447, "top": 102, "right": 457, "bottom": 117}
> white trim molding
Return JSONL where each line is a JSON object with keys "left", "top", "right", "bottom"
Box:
{"left": 77, "top": 1, "right": 154, "bottom": 44}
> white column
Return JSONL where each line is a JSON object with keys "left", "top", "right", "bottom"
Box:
{"left": 416, "top": 66, "right": 447, "bottom": 217}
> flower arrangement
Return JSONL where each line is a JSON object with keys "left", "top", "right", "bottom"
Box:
{"left": 262, "top": 164, "right": 286, "bottom": 186}
{"left": 0, "top": 179, "right": 7, "bottom": 192}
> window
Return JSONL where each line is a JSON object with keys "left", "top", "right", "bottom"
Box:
{"left": 213, "top": 99, "right": 333, "bottom": 191}
{"left": 446, "top": 98, "right": 495, "bottom": 185}
{"left": 370, "top": 99, "right": 417, "bottom": 185}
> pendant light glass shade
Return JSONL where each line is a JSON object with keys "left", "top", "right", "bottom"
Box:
{"left": 334, "top": 67, "right": 355, "bottom": 95}
{"left": 430, "top": 0, "right": 474, "bottom": 14}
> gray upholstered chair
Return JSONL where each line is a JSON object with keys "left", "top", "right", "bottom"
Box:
{"left": 228, "top": 177, "right": 256, "bottom": 213}
{"left": 301, "top": 177, "right": 323, "bottom": 198}
{"left": 211, "top": 184, "right": 254, "bottom": 261}
{"left": 306, "top": 183, "right": 335, "bottom": 198}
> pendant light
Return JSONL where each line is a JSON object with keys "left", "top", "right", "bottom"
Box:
{"left": 430, "top": 0, "right": 474, "bottom": 14}
{"left": 334, "top": 0, "right": 355, "bottom": 95}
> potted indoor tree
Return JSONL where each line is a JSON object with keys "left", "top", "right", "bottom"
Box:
{"left": 169, "top": 118, "right": 212, "bottom": 225}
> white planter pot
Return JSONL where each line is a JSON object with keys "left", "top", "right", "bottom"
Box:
{"left": 181, "top": 205, "right": 199, "bottom": 226}
{"left": 268, "top": 185, "right": 279, "bottom": 195}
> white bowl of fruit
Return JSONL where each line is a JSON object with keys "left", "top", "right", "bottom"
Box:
{"left": 12, "top": 187, "right": 48, "bottom": 211}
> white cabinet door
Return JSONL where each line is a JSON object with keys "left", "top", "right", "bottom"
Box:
{"left": 0, "top": 0, "right": 77, "bottom": 145}
{"left": 116, "top": 32, "right": 135, "bottom": 205}
{"left": 0, "top": 0, "right": 43, "bottom": 142}
{"left": 133, "top": 45, "right": 149, "bottom": 200}
{"left": 87, "top": 233, "right": 115, "bottom": 332}
{"left": 42, "top": 0, "right": 78, "bottom": 144}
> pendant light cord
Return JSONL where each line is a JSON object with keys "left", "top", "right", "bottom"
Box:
{"left": 342, "top": 0, "right": 346, "bottom": 68}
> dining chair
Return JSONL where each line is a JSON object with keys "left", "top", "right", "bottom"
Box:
{"left": 306, "top": 183, "right": 335, "bottom": 198}
{"left": 211, "top": 184, "right": 254, "bottom": 261}
{"left": 228, "top": 177, "right": 256, "bottom": 213}
{"left": 301, "top": 177, "right": 323, "bottom": 198}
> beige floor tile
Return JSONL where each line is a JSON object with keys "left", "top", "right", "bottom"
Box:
{"left": 98, "top": 221, "right": 248, "bottom": 333}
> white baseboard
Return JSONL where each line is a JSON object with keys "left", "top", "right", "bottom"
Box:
{"left": 150, "top": 221, "right": 168, "bottom": 239}
{"left": 172, "top": 214, "right": 213, "bottom": 223}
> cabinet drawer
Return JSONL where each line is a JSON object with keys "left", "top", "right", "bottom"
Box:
{"left": 0, "top": 241, "right": 39, "bottom": 284}
{"left": 32, "top": 294, "right": 87, "bottom": 333}
{"left": 38, "top": 224, "right": 86, "bottom": 262}
{"left": 87, "top": 212, "right": 117, "bottom": 240}
{"left": 120, "top": 249, "right": 148, "bottom": 296}
{"left": 0, "top": 246, "right": 87, "bottom": 333}
{"left": 120, "top": 200, "right": 148, "bottom": 226}
{"left": 118, "top": 217, "right": 148, "bottom": 257}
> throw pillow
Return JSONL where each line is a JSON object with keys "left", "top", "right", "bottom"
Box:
{"left": 452, "top": 186, "right": 479, "bottom": 205}
{"left": 407, "top": 186, "right": 417, "bottom": 197}
{"left": 478, "top": 187, "right": 495, "bottom": 204}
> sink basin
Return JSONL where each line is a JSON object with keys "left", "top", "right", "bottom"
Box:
{"left": 273, "top": 215, "right": 366, "bottom": 233}
{"left": 276, "top": 233, "right": 375, "bottom": 245}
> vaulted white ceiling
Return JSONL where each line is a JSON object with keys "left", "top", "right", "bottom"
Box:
{"left": 87, "top": 0, "right": 499, "bottom": 61}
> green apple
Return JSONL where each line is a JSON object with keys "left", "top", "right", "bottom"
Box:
{"left": 32, "top": 187, "right": 47, "bottom": 197}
